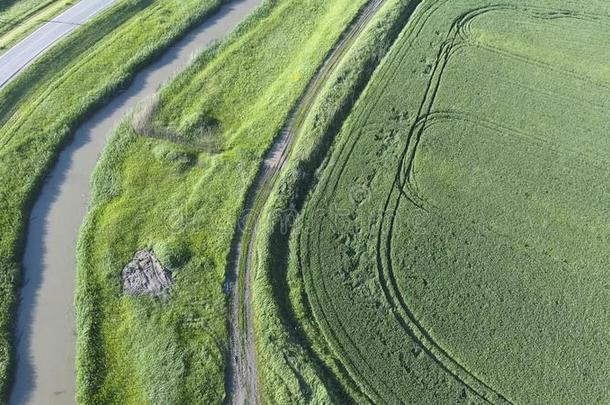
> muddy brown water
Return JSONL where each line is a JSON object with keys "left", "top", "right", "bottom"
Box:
{"left": 9, "top": 0, "right": 262, "bottom": 403}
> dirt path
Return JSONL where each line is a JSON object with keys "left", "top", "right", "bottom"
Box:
{"left": 226, "top": 1, "right": 386, "bottom": 403}
{"left": 9, "top": 1, "right": 262, "bottom": 404}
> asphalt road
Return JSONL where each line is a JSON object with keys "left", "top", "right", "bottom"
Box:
{"left": 0, "top": 0, "right": 116, "bottom": 88}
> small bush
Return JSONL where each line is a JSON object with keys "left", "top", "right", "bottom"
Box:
{"left": 152, "top": 143, "right": 196, "bottom": 172}
{"left": 154, "top": 238, "right": 192, "bottom": 269}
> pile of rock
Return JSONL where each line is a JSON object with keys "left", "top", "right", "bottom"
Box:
{"left": 122, "top": 249, "right": 173, "bottom": 296}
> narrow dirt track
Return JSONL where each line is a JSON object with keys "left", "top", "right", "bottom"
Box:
{"left": 226, "top": 0, "right": 386, "bottom": 403}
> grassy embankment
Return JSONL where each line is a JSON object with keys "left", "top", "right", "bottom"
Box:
{"left": 76, "top": 0, "right": 370, "bottom": 403}
{"left": 295, "top": 0, "right": 610, "bottom": 403}
{"left": 250, "top": 0, "right": 422, "bottom": 402}
{"left": 0, "top": 0, "right": 228, "bottom": 399}
{"left": 0, "top": 0, "right": 73, "bottom": 53}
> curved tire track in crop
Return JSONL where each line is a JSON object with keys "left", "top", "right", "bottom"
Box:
{"left": 369, "top": 7, "right": 515, "bottom": 403}
{"left": 226, "top": 1, "right": 388, "bottom": 403}
{"left": 296, "top": 1, "right": 610, "bottom": 403}
{"left": 304, "top": 3, "right": 591, "bottom": 403}
{"left": 295, "top": 2, "right": 487, "bottom": 402}
{"left": 374, "top": 3, "right": 607, "bottom": 404}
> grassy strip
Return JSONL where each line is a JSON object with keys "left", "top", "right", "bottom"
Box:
{"left": 76, "top": 0, "right": 373, "bottom": 402}
{"left": 250, "top": 0, "right": 421, "bottom": 402}
{"left": 0, "top": 0, "right": 72, "bottom": 53}
{"left": 0, "top": 0, "right": 57, "bottom": 38}
{"left": 0, "top": 0, "right": 229, "bottom": 399}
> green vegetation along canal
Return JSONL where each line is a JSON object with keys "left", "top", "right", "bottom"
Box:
{"left": 9, "top": 0, "right": 262, "bottom": 403}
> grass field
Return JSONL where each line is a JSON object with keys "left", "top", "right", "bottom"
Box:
{"left": 0, "top": 0, "right": 228, "bottom": 399}
{"left": 0, "top": 0, "right": 72, "bottom": 52}
{"left": 75, "top": 0, "right": 371, "bottom": 402}
{"left": 294, "top": 0, "right": 610, "bottom": 403}
{"left": 3, "top": 0, "right": 608, "bottom": 402}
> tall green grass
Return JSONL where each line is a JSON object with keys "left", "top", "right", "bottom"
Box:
{"left": 76, "top": 0, "right": 373, "bottom": 402}
{"left": 0, "top": 0, "right": 227, "bottom": 399}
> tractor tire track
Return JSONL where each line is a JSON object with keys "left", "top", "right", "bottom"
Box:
{"left": 292, "top": 2, "right": 606, "bottom": 404}
{"left": 374, "top": 4, "right": 601, "bottom": 403}
{"left": 373, "top": 7, "right": 515, "bottom": 403}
